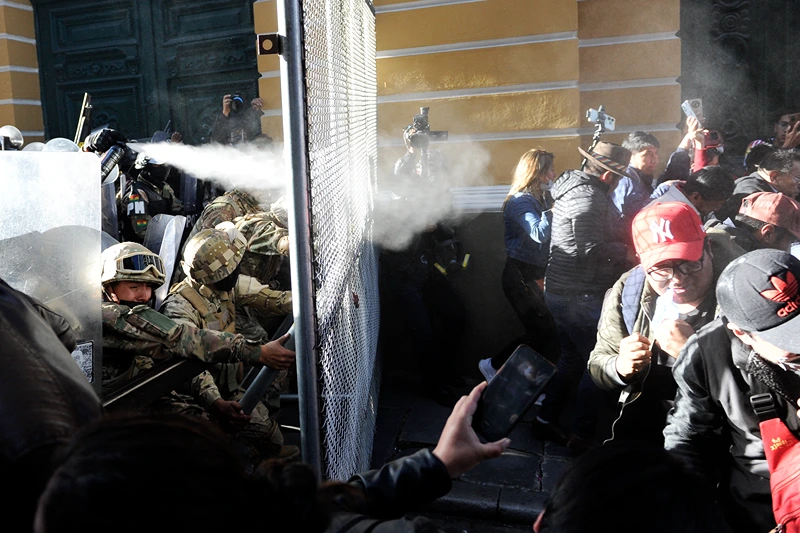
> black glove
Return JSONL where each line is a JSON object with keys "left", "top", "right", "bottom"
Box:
{"left": 83, "top": 128, "right": 127, "bottom": 153}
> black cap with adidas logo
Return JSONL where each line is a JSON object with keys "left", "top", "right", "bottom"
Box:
{"left": 717, "top": 249, "right": 800, "bottom": 353}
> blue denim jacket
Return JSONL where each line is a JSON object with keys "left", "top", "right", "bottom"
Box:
{"left": 504, "top": 192, "right": 552, "bottom": 268}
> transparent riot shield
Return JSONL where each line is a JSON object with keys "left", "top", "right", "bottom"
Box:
{"left": 0, "top": 152, "right": 102, "bottom": 395}
{"left": 142, "top": 213, "right": 172, "bottom": 254}
{"left": 101, "top": 231, "right": 120, "bottom": 252}
{"left": 181, "top": 173, "right": 199, "bottom": 215}
{"left": 154, "top": 215, "right": 186, "bottom": 309}
{"left": 101, "top": 170, "right": 119, "bottom": 240}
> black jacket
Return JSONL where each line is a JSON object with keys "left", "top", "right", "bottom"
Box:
{"left": 0, "top": 279, "right": 101, "bottom": 529}
{"left": 664, "top": 318, "right": 800, "bottom": 533}
{"left": 545, "top": 169, "right": 631, "bottom": 295}
{"left": 719, "top": 172, "right": 775, "bottom": 221}
{"left": 325, "top": 449, "right": 452, "bottom": 533}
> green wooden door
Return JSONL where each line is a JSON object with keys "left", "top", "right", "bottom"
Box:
{"left": 32, "top": 0, "right": 258, "bottom": 144}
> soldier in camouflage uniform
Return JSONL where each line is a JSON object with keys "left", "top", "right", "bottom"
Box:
{"left": 173, "top": 189, "right": 264, "bottom": 285}
{"left": 100, "top": 241, "right": 298, "bottom": 464}
{"left": 161, "top": 222, "right": 294, "bottom": 464}
{"left": 233, "top": 200, "right": 292, "bottom": 410}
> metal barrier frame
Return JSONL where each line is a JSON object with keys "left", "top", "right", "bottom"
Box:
{"left": 277, "top": 0, "right": 323, "bottom": 478}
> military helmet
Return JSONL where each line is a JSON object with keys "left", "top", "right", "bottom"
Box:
{"left": 101, "top": 242, "right": 166, "bottom": 287}
{"left": 182, "top": 221, "right": 246, "bottom": 284}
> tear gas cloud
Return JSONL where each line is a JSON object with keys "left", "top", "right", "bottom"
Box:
{"left": 373, "top": 140, "right": 493, "bottom": 251}
{"left": 128, "top": 142, "right": 287, "bottom": 205}
{"left": 127, "top": 138, "right": 492, "bottom": 250}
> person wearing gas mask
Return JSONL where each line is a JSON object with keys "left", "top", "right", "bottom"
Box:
{"left": 210, "top": 93, "right": 266, "bottom": 145}
{"left": 119, "top": 153, "right": 183, "bottom": 243}
{"left": 160, "top": 223, "right": 295, "bottom": 463}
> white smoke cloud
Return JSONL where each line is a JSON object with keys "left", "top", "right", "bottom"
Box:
{"left": 126, "top": 139, "right": 492, "bottom": 250}
{"left": 373, "top": 140, "right": 492, "bottom": 250}
{"left": 126, "top": 142, "right": 287, "bottom": 205}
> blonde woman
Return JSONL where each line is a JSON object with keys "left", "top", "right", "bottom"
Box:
{"left": 479, "top": 149, "right": 560, "bottom": 381}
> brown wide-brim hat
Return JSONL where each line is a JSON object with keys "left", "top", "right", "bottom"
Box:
{"left": 578, "top": 142, "right": 636, "bottom": 180}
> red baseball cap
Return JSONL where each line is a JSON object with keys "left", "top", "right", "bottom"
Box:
{"left": 738, "top": 192, "right": 800, "bottom": 240}
{"left": 632, "top": 202, "right": 706, "bottom": 271}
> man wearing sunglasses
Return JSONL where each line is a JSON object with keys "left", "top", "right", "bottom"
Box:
{"left": 101, "top": 241, "right": 299, "bottom": 462}
{"left": 589, "top": 202, "right": 739, "bottom": 443}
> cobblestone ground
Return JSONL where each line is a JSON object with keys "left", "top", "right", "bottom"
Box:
{"left": 371, "top": 373, "right": 573, "bottom": 530}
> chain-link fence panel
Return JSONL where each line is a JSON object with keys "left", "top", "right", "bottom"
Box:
{"left": 302, "top": 0, "right": 379, "bottom": 480}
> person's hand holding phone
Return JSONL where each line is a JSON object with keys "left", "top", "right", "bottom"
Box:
{"left": 432, "top": 382, "right": 510, "bottom": 478}
{"left": 679, "top": 116, "right": 702, "bottom": 149}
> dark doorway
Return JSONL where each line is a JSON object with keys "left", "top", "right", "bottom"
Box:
{"left": 680, "top": 0, "right": 800, "bottom": 170}
{"left": 31, "top": 0, "right": 259, "bottom": 144}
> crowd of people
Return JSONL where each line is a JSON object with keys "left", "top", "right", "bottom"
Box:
{"left": 4, "top": 96, "right": 800, "bottom": 533}
{"left": 476, "top": 112, "right": 800, "bottom": 532}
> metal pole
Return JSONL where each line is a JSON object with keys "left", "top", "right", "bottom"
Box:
{"left": 277, "top": 0, "right": 323, "bottom": 479}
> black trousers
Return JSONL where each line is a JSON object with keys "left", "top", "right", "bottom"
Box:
{"left": 491, "top": 256, "right": 560, "bottom": 369}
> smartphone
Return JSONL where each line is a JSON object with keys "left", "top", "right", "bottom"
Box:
{"left": 472, "top": 345, "right": 557, "bottom": 442}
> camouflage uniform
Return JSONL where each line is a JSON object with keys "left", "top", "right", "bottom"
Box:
{"left": 161, "top": 223, "right": 293, "bottom": 461}
{"left": 233, "top": 211, "right": 292, "bottom": 410}
{"left": 186, "top": 189, "right": 262, "bottom": 243}
{"left": 101, "top": 301, "right": 260, "bottom": 396}
{"left": 173, "top": 189, "right": 263, "bottom": 285}
{"left": 101, "top": 240, "right": 294, "bottom": 465}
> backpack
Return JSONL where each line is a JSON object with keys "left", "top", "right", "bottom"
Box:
{"left": 750, "top": 393, "right": 800, "bottom": 533}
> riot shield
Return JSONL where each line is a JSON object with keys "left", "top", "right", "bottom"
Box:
{"left": 101, "top": 231, "right": 120, "bottom": 252}
{"left": 101, "top": 171, "right": 119, "bottom": 240}
{"left": 181, "top": 173, "right": 199, "bottom": 215}
{"left": 0, "top": 152, "right": 102, "bottom": 394}
{"left": 154, "top": 215, "right": 186, "bottom": 309}
{"left": 142, "top": 213, "right": 172, "bottom": 254}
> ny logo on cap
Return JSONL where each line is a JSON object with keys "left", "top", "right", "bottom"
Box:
{"left": 649, "top": 218, "right": 674, "bottom": 243}
{"left": 760, "top": 271, "right": 800, "bottom": 318}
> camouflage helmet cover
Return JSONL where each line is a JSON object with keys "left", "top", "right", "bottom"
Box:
{"left": 101, "top": 242, "right": 166, "bottom": 287}
{"left": 182, "top": 221, "right": 247, "bottom": 284}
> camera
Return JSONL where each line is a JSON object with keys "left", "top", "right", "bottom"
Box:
{"left": 230, "top": 94, "right": 245, "bottom": 114}
{"left": 405, "top": 107, "right": 448, "bottom": 150}
{"left": 586, "top": 107, "right": 616, "bottom": 131}
{"left": 703, "top": 130, "right": 722, "bottom": 149}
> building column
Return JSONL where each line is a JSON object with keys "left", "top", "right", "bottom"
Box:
{"left": 0, "top": 0, "right": 43, "bottom": 144}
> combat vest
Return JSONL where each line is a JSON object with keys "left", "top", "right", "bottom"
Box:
{"left": 174, "top": 285, "right": 236, "bottom": 333}
{"left": 173, "top": 282, "right": 240, "bottom": 394}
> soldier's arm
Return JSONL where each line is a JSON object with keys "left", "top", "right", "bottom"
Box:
{"left": 198, "top": 205, "right": 236, "bottom": 232}
{"left": 236, "top": 214, "right": 289, "bottom": 256}
{"left": 189, "top": 370, "right": 223, "bottom": 408}
{"left": 105, "top": 304, "right": 261, "bottom": 365}
{"left": 164, "top": 184, "right": 183, "bottom": 215}
{"left": 235, "top": 275, "right": 292, "bottom": 317}
{"left": 160, "top": 295, "right": 204, "bottom": 329}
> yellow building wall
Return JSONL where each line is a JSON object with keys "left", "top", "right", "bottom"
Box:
{"left": 0, "top": 0, "right": 44, "bottom": 143}
{"left": 253, "top": 0, "right": 681, "bottom": 186}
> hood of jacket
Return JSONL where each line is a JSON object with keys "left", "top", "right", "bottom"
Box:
{"left": 551, "top": 169, "right": 606, "bottom": 202}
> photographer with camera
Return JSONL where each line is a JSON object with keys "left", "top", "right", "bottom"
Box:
{"left": 382, "top": 107, "right": 468, "bottom": 407}
{"left": 210, "top": 93, "right": 269, "bottom": 145}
